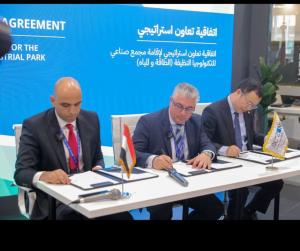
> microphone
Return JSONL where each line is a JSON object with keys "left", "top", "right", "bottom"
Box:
{"left": 56, "top": 132, "right": 64, "bottom": 142}
{"left": 167, "top": 131, "right": 173, "bottom": 139}
{"left": 72, "top": 188, "right": 122, "bottom": 203}
{"left": 0, "top": 20, "right": 12, "bottom": 58}
{"left": 168, "top": 168, "right": 189, "bottom": 187}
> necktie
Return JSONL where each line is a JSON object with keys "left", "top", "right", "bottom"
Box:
{"left": 66, "top": 124, "right": 78, "bottom": 172}
{"left": 174, "top": 124, "right": 184, "bottom": 161}
{"left": 234, "top": 112, "right": 243, "bottom": 150}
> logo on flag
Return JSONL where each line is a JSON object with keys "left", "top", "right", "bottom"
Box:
{"left": 263, "top": 112, "right": 288, "bottom": 160}
{"left": 119, "top": 124, "right": 136, "bottom": 178}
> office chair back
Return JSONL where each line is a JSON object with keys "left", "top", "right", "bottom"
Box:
{"left": 13, "top": 124, "right": 36, "bottom": 219}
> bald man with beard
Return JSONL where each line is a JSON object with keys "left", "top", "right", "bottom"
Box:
{"left": 14, "top": 77, "right": 133, "bottom": 220}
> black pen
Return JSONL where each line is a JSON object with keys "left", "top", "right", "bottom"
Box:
{"left": 160, "top": 148, "right": 173, "bottom": 170}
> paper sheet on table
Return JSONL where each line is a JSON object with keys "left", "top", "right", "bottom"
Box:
{"left": 253, "top": 148, "right": 300, "bottom": 159}
{"left": 70, "top": 171, "right": 118, "bottom": 190}
{"left": 237, "top": 151, "right": 273, "bottom": 164}
{"left": 172, "top": 161, "right": 241, "bottom": 176}
{"left": 284, "top": 148, "right": 300, "bottom": 158}
{"left": 98, "top": 166, "right": 158, "bottom": 182}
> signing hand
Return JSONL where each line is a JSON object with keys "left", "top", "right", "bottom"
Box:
{"left": 153, "top": 155, "right": 173, "bottom": 170}
{"left": 39, "top": 169, "right": 71, "bottom": 184}
{"left": 187, "top": 153, "right": 212, "bottom": 169}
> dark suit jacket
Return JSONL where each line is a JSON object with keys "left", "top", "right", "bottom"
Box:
{"left": 133, "top": 107, "right": 216, "bottom": 167}
{"left": 201, "top": 98, "right": 265, "bottom": 151}
{"left": 14, "top": 108, "right": 105, "bottom": 219}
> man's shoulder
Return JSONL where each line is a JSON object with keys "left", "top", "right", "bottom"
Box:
{"left": 205, "top": 98, "right": 227, "bottom": 112}
{"left": 23, "top": 108, "right": 54, "bottom": 125}
{"left": 140, "top": 107, "right": 167, "bottom": 121}
{"left": 79, "top": 109, "right": 98, "bottom": 118}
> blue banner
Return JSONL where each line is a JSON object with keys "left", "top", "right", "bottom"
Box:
{"left": 0, "top": 4, "right": 234, "bottom": 146}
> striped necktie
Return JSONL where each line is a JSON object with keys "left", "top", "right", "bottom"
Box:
{"left": 174, "top": 124, "right": 184, "bottom": 161}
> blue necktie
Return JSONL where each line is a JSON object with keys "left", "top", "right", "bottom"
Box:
{"left": 174, "top": 125, "right": 184, "bottom": 161}
{"left": 234, "top": 112, "right": 243, "bottom": 150}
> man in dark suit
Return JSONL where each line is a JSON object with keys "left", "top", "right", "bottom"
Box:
{"left": 201, "top": 78, "right": 283, "bottom": 220}
{"left": 14, "top": 77, "right": 132, "bottom": 220}
{"left": 133, "top": 82, "right": 224, "bottom": 220}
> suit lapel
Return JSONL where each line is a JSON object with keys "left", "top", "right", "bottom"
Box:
{"left": 185, "top": 120, "right": 194, "bottom": 159}
{"left": 243, "top": 111, "right": 253, "bottom": 148}
{"left": 222, "top": 100, "right": 236, "bottom": 143}
{"left": 47, "top": 109, "right": 68, "bottom": 173}
{"left": 161, "top": 109, "right": 172, "bottom": 156}
{"left": 77, "top": 113, "right": 90, "bottom": 171}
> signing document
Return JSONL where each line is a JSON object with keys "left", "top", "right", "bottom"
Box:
{"left": 97, "top": 166, "right": 158, "bottom": 182}
{"left": 70, "top": 171, "right": 119, "bottom": 190}
{"left": 237, "top": 151, "right": 273, "bottom": 164}
{"left": 253, "top": 148, "right": 300, "bottom": 159}
{"left": 173, "top": 160, "right": 242, "bottom": 176}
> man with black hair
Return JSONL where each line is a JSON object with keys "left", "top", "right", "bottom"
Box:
{"left": 201, "top": 78, "right": 283, "bottom": 220}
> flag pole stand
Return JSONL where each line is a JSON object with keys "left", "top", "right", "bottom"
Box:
{"left": 266, "top": 156, "right": 278, "bottom": 170}
{"left": 120, "top": 167, "right": 131, "bottom": 199}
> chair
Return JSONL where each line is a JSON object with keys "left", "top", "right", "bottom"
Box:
{"left": 12, "top": 124, "right": 36, "bottom": 219}
{"left": 111, "top": 113, "right": 146, "bottom": 164}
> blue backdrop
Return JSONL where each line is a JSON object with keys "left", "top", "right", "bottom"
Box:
{"left": 0, "top": 4, "right": 234, "bottom": 146}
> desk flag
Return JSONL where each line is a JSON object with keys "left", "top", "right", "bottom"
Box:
{"left": 263, "top": 112, "right": 288, "bottom": 160}
{"left": 119, "top": 123, "right": 136, "bottom": 179}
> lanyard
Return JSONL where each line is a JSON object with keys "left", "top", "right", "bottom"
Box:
{"left": 61, "top": 128, "right": 81, "bottom": 169}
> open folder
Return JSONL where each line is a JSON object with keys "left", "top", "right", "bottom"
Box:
{"left": 236, "top": 148, "right": 300, "bottom": 165}
{"left": 97, "top": 166, "right": 158, "bottom": 182}
{"left": 173, "top": 159, "right": 242, "bottom": 177}
{"left": 70, "top": 171, "right": 119, "bottom": 190}
{"left": 70, "top": 167, "right": 158, "bottom": 190}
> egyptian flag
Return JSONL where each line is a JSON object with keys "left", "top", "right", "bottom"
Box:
{"left": 119, "top": 124, "right": 136, "bottom": 179}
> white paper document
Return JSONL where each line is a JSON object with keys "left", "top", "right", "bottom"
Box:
{"left": 285, "top": 148, "right": 300, "bottom": 158}
{"left": 238, "top": 151, "right": 272, "bottom": 164}
{"left": 98, "top": 166, "right": 158, "bottom": 182}
{"left": 172, "top": 161, "right": 241, "bottom": 176}
{"left": 70, "top": 171, "right": 119, "bottom": 190}
{"left": 248, "top": 147, "right": 300, "bottom": 160}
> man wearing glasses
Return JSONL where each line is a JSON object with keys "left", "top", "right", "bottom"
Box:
{"left": 201, "top": 78, "right": 283, "bottom": 220}
{"left": 133, "top": 82, "right": 223, "bottom": 220}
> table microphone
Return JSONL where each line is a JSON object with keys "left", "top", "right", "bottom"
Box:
{"left": 168, "top": 168, "right": 189, "bottom": 187}
{"left": 72, "top": 188, "right": 122, "bottom": 203}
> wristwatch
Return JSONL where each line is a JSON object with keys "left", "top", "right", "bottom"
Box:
{"left": 202, "top": 150, "right": 213, "bottom": 159}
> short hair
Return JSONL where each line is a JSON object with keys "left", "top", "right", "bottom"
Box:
{"left": 172, "top": 82, "right": 199, "bottom": 101}
{"left": 237, "top": 78, "right": 262, "bottom": 98}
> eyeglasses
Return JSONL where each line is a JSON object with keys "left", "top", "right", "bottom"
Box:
{"left": 241, "top": 92, "right": 258, "bottom": 110}
{"left": 171, "top": 98, "right": 195, "bottom": 113}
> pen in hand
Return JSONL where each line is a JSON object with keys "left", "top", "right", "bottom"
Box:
{"left": 157, "top": 148, "right": 173, "bottom": 171}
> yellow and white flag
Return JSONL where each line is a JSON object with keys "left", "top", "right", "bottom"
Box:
{"left": 263, "top": 112, "right": 288, "bottom": 160}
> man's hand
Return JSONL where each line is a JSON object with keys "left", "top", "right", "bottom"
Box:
{"left": 187, "top": 153, "right": 212, "bottom": 169}
{"left": 92, "top": 165, "right": 103, "bottom": 171}
{"left": 39, "top": 169, "right": 71, "bottom": 184}
{"left": 226, "top": 145, "right": 241, "bottom": 157}
{"left": 152, "top": 155, "right": 173, "bottom": 170}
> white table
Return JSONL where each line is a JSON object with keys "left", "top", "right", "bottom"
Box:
{"left": 36, "top": 156, "right": 300, "bottom": 219}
